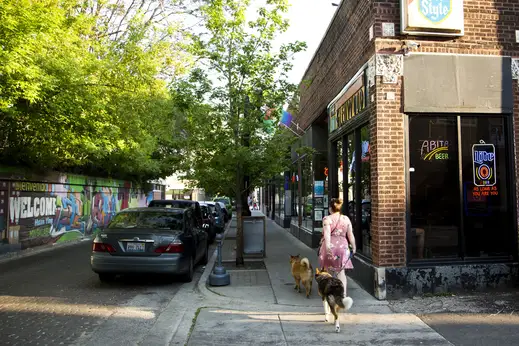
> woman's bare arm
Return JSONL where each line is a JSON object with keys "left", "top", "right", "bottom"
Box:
{"left": 344, "top": 216, "right": 356, "bottom": 254}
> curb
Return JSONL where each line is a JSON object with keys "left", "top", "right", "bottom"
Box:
{"left": 0, "top": 236, "right": 92, "bottom": 264}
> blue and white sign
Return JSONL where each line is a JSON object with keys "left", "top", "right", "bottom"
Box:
{"left": 401, "top": 0, "right": 464, "bottom": 36}
{"left": 472, "top": 141, "right": 497, "bottom": 187}
{"left": 314, "top": 181, "right": 324, "bottom": 197}
{"left": 418, "top": 0, "right": 451, "bottom": 23}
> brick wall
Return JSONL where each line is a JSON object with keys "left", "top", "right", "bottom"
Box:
{"left": 370, "top": 76, "right": 406, "bottom": 267}
{"left": 298, "top": 0, "right": 375, "bottom": 130}
{"left": 373, "top": 0, "right": 519, "bottom": 56}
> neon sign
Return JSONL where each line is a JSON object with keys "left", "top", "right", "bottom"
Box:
{"left": 420, "top": 140, "right": 449, "bottom": 160}
{"left": 472, "top": 140, "right": 496, "bottom": 187}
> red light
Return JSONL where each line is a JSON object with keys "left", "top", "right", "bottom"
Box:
{"left": 154, "top": 242, "right": 184, "bottom": 253}
{"left": 93, "top": 242, "right": 116, "bottom": 253}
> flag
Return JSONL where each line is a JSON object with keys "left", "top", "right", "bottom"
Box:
{"left": 279, "top": 110, "right": 293, "bottom": 127}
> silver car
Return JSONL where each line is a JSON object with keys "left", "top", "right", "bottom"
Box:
{"left": 91, "top": 207, "right": 208, "bottom": 282}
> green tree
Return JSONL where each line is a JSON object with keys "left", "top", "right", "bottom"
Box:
{"left": 0, "top": 0, "right": 196, "bottom": 182}
{"left": 174, "top": 0, "right": 306, "bottom": 264}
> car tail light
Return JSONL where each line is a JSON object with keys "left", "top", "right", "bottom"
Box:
{"left": 93, "top": 242, "right": 116, "bottom": 253}
{"left": 154, "top": 241, "right": 184, "bottom": 254}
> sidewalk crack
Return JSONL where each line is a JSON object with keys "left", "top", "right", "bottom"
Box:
{"left": 277, "top": 314, "right": 289, "bottom": 346}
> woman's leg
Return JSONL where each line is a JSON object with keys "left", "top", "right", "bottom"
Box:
{"left": 337, "top": 269, "right": 347, "bottom": 296}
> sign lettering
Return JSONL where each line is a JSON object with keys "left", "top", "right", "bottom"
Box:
{"left": 420, "top": 140, "right": 449, "bottom": 160}
{"left": 419, "top": 0, "right": 451, "bottom": 23}
{"left": 13, "top": 182, "right": 49, "bottom": 192}
{"left": 9, "top": 197, "right": 57, "bottom": 224}
{"left": 328, "top": 72, "right": 367, "bottom": 133}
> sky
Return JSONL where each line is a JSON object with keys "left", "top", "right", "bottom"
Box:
{"left": 265, "top": 0, "right": 338, "bottom": 84}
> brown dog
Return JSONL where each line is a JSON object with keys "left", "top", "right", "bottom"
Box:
{"left": 289, "top": 254, "right": 313, "bottom": 298}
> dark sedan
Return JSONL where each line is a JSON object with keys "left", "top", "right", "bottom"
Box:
{"left": 91, "top": 207, "right": 208, "bottom": 283}
{"left": 148, "top": 199, "right": 217, "bottom": 244}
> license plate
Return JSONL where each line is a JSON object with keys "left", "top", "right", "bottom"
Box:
{"left": 126, "top": 242, "right": 145, "bottom": 252}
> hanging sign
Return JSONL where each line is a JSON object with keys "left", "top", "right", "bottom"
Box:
{"left": 472, "top": 140, "right": 496, "bottom": 187}
{"left": 328, "top": 71, "right": 367, "bottom": 133}
{"left": 401, "top": 0, "right": 465, "bottom": 37}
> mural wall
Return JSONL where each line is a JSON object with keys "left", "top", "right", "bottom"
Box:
{"left": 0, "top": 171, "right": 161, "bottom": 250}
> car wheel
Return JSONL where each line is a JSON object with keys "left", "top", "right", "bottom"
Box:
{"left": 181, "top": 257, "right": 194, "bottom": 282}
{"left": 98, "top": 273, "right": 116, "bottom": 283}
{"left": 200, "top": 244, "right": 209, "bottom": 265}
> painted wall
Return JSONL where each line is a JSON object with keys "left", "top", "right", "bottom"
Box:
{"left": 0, "top": 171, "right": 161, "bottom": 250}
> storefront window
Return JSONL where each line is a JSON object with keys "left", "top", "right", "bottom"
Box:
{"left": 460, "top": 116, "right": 512, "bottom": 257}
{"left": 302, "top": 160, "right": 313, "bottom": 231}
{"left": 360, "top": 126, "right": 371, "bottom": 257}
{"left": 409, "top": 116, "right": 460, "bottom": 259}
{"left": 337, "top": 139, "right": 343, "bottom": 214}
{"left": 409, "top": 115, "right": 514, "bottom": 261}
{"left": 291, "top": 165, "right": 298, "bottom": 225}
{"left": 347, "top": 133, "right": 356, "bottom": 236}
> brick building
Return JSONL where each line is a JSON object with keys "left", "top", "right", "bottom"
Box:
{"left": 265, "top": 0, "right": 519, "bottom": 299}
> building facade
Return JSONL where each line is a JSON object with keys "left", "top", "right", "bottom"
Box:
{"left": 269, "top": 0, "right": 519, "bottom": 299}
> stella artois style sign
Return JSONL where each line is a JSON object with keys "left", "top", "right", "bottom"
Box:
{"left": 401, "top": 0, "right": 464, "bottom": 36}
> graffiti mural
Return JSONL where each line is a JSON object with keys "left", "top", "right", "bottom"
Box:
{"left": 4, "top": 173, "right": 159, "bottom": 249}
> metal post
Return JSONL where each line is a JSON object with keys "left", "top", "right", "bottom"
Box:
{"left": 209, "top": 233, "right": 230, "bottom": 286}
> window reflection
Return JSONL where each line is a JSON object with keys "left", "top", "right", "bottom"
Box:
{"left": 360, "top": 126, "right": 371, "bottom": 257}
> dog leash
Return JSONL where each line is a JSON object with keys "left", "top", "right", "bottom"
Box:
{"left": 330, "top": 251, "right": 354, "bottom": 278}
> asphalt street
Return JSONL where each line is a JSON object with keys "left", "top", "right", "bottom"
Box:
{"left": 0, "top": 241, "right": 206, "bottom": 345}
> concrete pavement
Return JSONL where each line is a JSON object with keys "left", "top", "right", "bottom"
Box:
{"left": 186, "top": 212, "right": 453, "bottom": 345}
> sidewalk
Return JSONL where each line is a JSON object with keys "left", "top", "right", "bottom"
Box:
{"left": 186, "top": 212, "right": 452, "bottom": 345}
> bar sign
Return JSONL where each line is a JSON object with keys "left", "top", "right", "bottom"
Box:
{"left": 472, "top": 141, "right": 497, "bottom": 187}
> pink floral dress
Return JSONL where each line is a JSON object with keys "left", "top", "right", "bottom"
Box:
{"left": 318, "top": 213, "right": 354, "bottom": 272}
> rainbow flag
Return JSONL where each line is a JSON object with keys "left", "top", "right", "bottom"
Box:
{"left": 279, "top": 110, "right": 293, "bottom": 127}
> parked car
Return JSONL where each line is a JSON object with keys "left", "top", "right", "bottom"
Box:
{"left": 148, "top": 200, "right": 215, "bottom": 243}
{"left": 215, "top": 201, "right": 230, "bottom": 222}
{"left": 201, "top": 201, "right": 225, "bottom": 233}
{"left": 91, "top": 207, "right": 208, "bottom": 283}
{"left": 214, "top": 197, "right": 232, "bottom": 220}
{"left": 199, "top": 202, "right": 217, "bottom": 243}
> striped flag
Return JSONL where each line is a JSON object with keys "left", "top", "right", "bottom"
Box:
{"left": 279, "top": 110, "right": 293, "bottom": 127}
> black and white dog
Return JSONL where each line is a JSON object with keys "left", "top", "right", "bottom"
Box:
{"left": 315, "top": 268, "right": 353, "bottom": 332}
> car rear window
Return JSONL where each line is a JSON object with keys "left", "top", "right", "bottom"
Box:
{"left": 108, "top": 212, "right": 183, "bottom": 230}
{"left": 149, "top": 201, "right": 192, "bottom": 209}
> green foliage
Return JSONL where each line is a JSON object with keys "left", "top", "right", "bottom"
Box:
{"left": 173, "top": 0, "right": 306, "bottom": 198}
{"left": 0, "top": 0, "right": 195, "bottom": 182}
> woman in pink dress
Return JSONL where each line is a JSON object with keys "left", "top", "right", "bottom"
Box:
{"left": 318, "top": 198, "right": 356, "bottom": 296}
